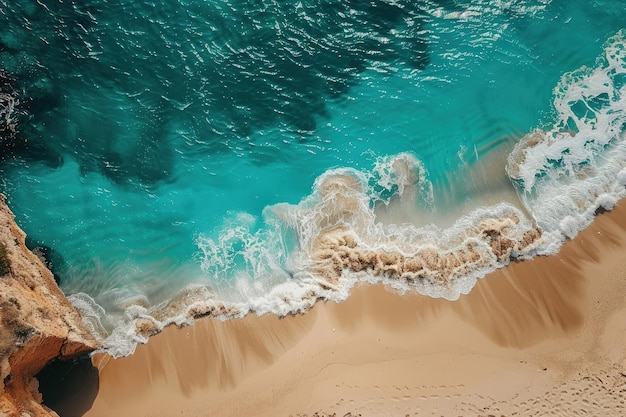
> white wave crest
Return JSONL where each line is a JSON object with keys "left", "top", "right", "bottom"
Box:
{"left": 507, "top": 29, "right": 626, "bottom": 241}
{"left": 71, "top": 29, "right": 626, "bottom": 359}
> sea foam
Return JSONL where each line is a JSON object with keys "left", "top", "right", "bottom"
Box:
{"left": 74, "top": 30, "right": 626, "bottom": 358}
{"left": 507, "top": 29, "right": 626, "bottom": 247}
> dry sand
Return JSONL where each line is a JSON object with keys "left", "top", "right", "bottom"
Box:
{"left": 82, "top": 203, "right": 626, "bottom": 417}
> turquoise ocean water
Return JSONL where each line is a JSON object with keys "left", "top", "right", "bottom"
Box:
{"left": 1, "top": 0, "right": 625, "bottom": 356}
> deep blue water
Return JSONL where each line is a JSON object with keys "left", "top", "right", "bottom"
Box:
{"left": 1, "top": 0, "right": 625, "bottom": 356}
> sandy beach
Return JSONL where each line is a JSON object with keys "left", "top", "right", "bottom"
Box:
{"left": 78, "top": 203, "right": 626, "bottom": 417}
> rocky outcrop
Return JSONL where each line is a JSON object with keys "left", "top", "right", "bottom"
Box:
{"left": 0, "top": 194, "right": 99, "bottom": 416}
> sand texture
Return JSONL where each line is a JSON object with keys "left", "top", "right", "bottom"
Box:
{"left": 0, "top": 195, "right": 100, "bottom": 417}
{"left": 84, "top": 203, "right": 626, "bottom": 417}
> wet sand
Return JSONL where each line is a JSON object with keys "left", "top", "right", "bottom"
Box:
{"left": 83, "top": 203, "right": 626, "bottom": 417}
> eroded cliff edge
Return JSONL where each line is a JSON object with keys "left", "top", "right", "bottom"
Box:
{"left": 0, "top": 194, "right": 99, "bottom": 416}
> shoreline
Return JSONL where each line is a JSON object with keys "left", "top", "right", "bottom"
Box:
{"left": 81, "top": 202, "right": 626, "bottom": 416}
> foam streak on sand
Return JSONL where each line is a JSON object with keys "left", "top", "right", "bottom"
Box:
{"left": 69, "top": 30, "right": 626, "bottom": 358}
{"left": 82, "top": 202, "right": 626, "bottom": 417}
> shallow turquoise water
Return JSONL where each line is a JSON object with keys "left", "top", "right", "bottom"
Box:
{"left": 1, "top": 0, "right": 625, "bottom": 355}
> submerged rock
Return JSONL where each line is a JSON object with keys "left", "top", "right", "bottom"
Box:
{"left": 0, "top": 194, "right": 99, "bottom": 417}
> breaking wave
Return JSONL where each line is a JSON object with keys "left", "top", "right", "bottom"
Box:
{"left": 70, "top": 29, "right": 626, "bottom": 358}
{"left": 507, "top": 29, "right": 626, "bottom": 248}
